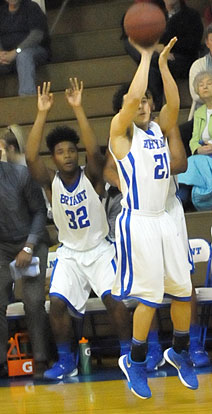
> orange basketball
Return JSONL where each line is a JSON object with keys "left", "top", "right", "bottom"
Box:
{"left": 124, "top": 2, "right": 166, "bottom": 47}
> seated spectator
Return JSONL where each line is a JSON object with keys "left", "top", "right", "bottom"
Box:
{"left": 0, "top": 124, "right": 26, "bottom": 164}
{"left": 0, "top": 0, "right": 51, "bottom": 96}
{"left": 178, "top": 71, "right": 212, "bottom": 211}
{"left": 189, "top": 24, "right": 212, "bottom": 120}
{"left": 1, "top": 124, "right": 54, "bottom": 222}
{"left": 121, "top": 0, "right": 204, "bottom": 110}
{"left": 150, "top": 0, "right": 204, "bottom": 109}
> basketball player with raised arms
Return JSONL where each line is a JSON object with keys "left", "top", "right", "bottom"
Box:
{"left": 108, "top": 37, "right": 198, "bottom": 399}
{"left": 25, "top": 78, "right": 131, "bottom": 380}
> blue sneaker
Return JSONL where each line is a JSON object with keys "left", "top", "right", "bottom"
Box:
{"left": 164, "top": 347, "right": 198, "bottom": 390}
{"left": 118, "top": 353, "right": 151, "bottom": 399}
{"left": 189, "top": 343, "right": 210, "bottom": 368}
{"left": 146, "top": 343, "right": 165, "bottom": 372}
{"left": 44, "top": 354, "right": 78, "bottom": 380}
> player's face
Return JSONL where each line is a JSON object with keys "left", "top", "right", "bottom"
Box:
{"left": 53, "top": 141, "right": 78, "bottom": 174}
{"left": 134, "top": 96, "right": 151, "bottom": 129}
{"left": 197, "top": 75, "right": 212, "bottom": 100}
{"left": 206, "top": 34, "right": 212, "bottom": 54}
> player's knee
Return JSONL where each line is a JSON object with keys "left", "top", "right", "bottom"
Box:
{"left": 50, "top": 296, "right": 67, "bottom": 316}
{"left": 103, "top": 293, "right": 125, "bottom": 315}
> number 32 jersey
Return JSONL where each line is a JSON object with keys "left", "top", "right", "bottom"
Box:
{"left": 110, "top": 121, "right": 170, "bottom": 214}
{"left": 52, "top": 168, "right": 109, "bottom": 251}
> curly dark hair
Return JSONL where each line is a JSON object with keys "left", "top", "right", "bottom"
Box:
{"left": 46, "top": 125, "right": 80, "bottom": 154}
{"left": 112, "top": 83, "right": 154, "bottom": 114}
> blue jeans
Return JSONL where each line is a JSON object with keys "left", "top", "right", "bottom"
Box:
{"left": 0, "top": 46, "right": 49, "bottom": 95}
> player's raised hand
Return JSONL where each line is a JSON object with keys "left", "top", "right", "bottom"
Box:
{"left": 129, "top": 37, "right": 156, "bottom": 57}
{"left": 65, "top": 77, "right": 83, "bottom": 107}
{"left": 159, "top": 37, "right": 177, "bottom": 67}
{"left": 37, "top": 82, "right": 54, "bottom": 112}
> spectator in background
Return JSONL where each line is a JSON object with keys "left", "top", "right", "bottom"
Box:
{"left": 0, "top": 124, "right": 26, "bottom": 164}
{"left": 0, "top": 130, "right": 51, "bottom": 379}
{"left": 0, "top": 0, "right": 51, "bottom": 96}
{"left": 178, "top": 71, "right": 212, "bottom": 211}
{"left": 178, "top": 24, "right": 212, "bottom": 162}
{"left": 189, "top": 24, "right": 212, "bottom": 120}
{"left": 150, "top": 0, "right": 204, "bottom": 109}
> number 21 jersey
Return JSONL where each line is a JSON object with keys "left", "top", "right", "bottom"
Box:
{"left": 110, "top": 121, "right": 170, "bottom": 214}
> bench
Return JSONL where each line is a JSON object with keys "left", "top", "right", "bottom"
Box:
{"left": 6, "top": 288, "right": 212, "bottom": 319}
{"left": 6, "top": 297, "right": 138, "bottom": 319}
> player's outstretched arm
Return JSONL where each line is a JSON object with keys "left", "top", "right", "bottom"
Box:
{"left": 65, "top": 77, "right": 104, "bottom": 184}
{"left": 167, "top": 125, "right": 187, "bottom": 175}
{"left": 110, "top": 41, "right": 155, "bottom": 159}
{"left": 158, "top": 37, "right": 180, "bottom": 137}
{"left": 103, "top": 150, "right": 121, "bottom": 190}
{"left": 26, "top": 82, "right": 55, "bottom": 188}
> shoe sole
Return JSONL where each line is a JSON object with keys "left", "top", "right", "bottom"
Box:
{"left": 44, "top": 367, "right": 78, "bottom": 380}
{"left": 163, "top": 349, "right": 198, "bottom": 390}
{"left": 118, "top": 356, "right": 151, "bottom": 399}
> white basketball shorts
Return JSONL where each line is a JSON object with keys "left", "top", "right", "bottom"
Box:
{"left": 49, "top": 239, "right": 116, "bottom": 317}
{"left": 112, "top": 208, "right": 192, "bottom": 306}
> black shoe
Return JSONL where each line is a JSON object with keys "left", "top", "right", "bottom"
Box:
{"left": 0, "top": 363, "right": 8, "bottom": 378}
{"left": 33, "top": 361, "right": 48, "bottom": 380}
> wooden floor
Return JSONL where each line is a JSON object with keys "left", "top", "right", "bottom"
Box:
{"left": 1, "top": 372, "right": 212, "bottom": 414}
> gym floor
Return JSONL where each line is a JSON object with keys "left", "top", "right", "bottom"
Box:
{"left": 1, "top": 354, "right": 212, "bottom": 414}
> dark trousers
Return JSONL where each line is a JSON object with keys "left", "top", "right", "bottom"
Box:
{"left": 0, "top": 240, "right": 49, "bottom": 364}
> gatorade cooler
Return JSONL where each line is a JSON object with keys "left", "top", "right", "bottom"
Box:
{"left": 7, "top": 333, "right": 34, "bottom": 376}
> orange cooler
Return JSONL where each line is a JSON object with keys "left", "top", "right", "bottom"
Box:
{"left": 7, "top": 333, "right": 34, "bottom": 376}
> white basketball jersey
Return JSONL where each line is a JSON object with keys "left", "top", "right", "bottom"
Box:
{"left": 52, "top": 168, "right": 109, "bottom": 251}
{"left": 110, "top": 121, "right": 170, "bottom": 213}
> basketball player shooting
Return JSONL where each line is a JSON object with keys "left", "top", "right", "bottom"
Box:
{"left": 109, "top": 37, "right": 199, "bottom": 398}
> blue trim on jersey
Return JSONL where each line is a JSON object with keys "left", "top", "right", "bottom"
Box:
{"left": 101, "top": 289, "right": 111, "bottom": 299}
{"left": 60, "top": 167, "right": 81, "bottom": 193}
{"left": 161, "top": 293, "right": 191, "bottom": 303}
{"left": 188, "top": 241, "right": 195, "bottom": 274}
{"left": 119, "top": 209, "right": 127, "bottom": 296}
{"left": 164, "top": 152, "right": 170, "bottom": 178}
{"left": 49, "top": 292, "right": 84, "bottom": 318}
{"left": 128, "top": 152, "right": 139, "bottom": 209}
{"left": 145, "top": 129, "right": 154, "bottom": 136}
{"left": 111, "top": 257, "right": 117, "bottom": 274}
{"left": 49, "top": 258, "right": 58, "bottom": 290}
{"left": 119, "top": 209, "right": 133, "bottom": 297}
{"left": 111, "top": 294, "right": 160, "bottom": 308}
{"left": 125, "top": 209, "right": 133, "bottom": 296}
{"left": 118, "top": 160, "right": 131, "bottom": 209}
